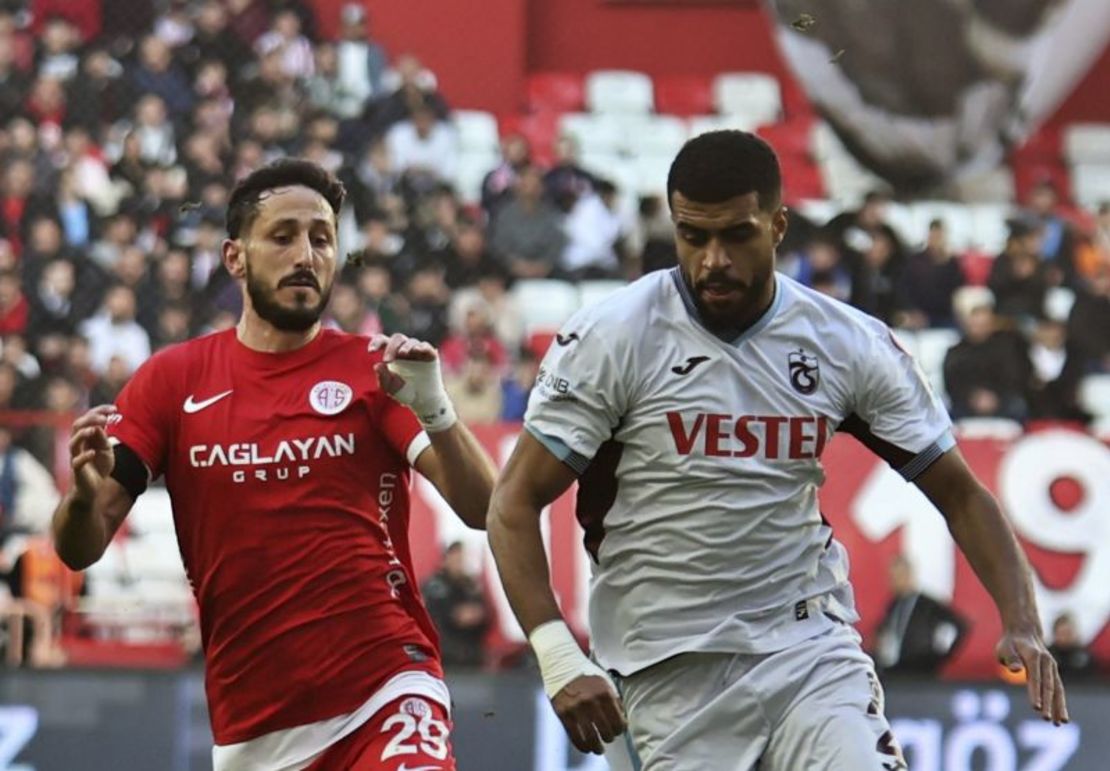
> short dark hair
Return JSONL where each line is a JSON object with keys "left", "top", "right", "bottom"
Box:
{"left": 667, "top": 130, "right": 782, "bottom": 211}
{"left": 226, "top": 159, "right": 346, "bottom": 239}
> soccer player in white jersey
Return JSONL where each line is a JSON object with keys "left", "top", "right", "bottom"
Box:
{"left": 487, "top": 131, "right": 1067, "bottom": 770}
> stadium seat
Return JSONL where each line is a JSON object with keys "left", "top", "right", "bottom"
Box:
{"left": 577, "top": 149, "right": 625, "bottom": 181}
{"left": 793, "top": 199, "right": 840, "bottom": 228}
{"left": 453, "top": 150, "right": 499, "bottom": 205}
{"left": 653, "top": 74, "right": 713, "bottom": 116}
{"left": 578, "top": 280, "right": 627, "bottom": 310}
{"left": 689, "top": 113, "right": 760, "bottom": 136}
{"left": 757, "top": 119, "right": 814, "bottom": 158}
{"left": 1078, "top": 374, "right": 1110, "bottom": 419}
{"left": 526, "top": 330, "right": 556, "bottom": 360}
{"left": 123, "top": 534, "right": 187, "bottom": 583}
{"left": 614, "top": 114, "right": 689, "bottom": 158}
{"left": 1062, "top": 123, "right": 1110, "bottom": 164}
{"left": 127, "top": 488, "right": 175, "bottom": 537}
{"left": 510, "top": 279, "right": 581, "bottom": 334}
{"left": 526, "top": 72, "right": 585, "bottom": 114}
{"left": 585, "top": 70, "right": 654, "bottom": 115}
{"left": 967, "top": 204, "right": 1013, "bottom": 254}
{"left": 631, "top": 153, "right": 677, "bottom": 197}
{"left": 453, "top": 110, "right": 501, "bottom": 155}
{"left": 559, "top": 113, "right": 624, "bottom": 155}
{"left": 954, "top": 417, "right": 1024, "bottom": 440}
{"left": 914, "top": 328, "right": 961, "bottom": 402}
{"left": 1070, "top": 163, "right": 1110, "bottom": 208}
{"left": 499, "top": 112, "right": 560, "bottom": 166}
{"left": 907, "top": 202, "right": 976, "bottom": 252}
{"left": 712, "top": 72, "right": 782, "bottom": 127}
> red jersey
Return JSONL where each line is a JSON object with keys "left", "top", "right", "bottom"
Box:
{"left": 107, "top": 328, "right": 443, "bottom": 745}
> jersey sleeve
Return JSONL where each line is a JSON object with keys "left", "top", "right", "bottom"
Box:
{"left": 842, "top": 327, "right": 955, "bottom": 481}
{"left": 379, "top": 394, "right": 429, "bottom": 466}
{"left": 524, "top": 315, "right": 629, "bottom": 475}
{"left": 105, "top": 353, "right": 175, "bottom": 479}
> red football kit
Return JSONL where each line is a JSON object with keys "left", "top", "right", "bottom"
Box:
{"left": 107, "top": 328, "right": 449, "bottom": 762}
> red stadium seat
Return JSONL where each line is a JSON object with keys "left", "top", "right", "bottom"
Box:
{"left": 500, "top": 112, "right": 561, "bottom": 167}
{"left": 758, "top": 118, "right": 815, "bottom": 157}
{"left": 653, "top": 74, "right": 713, "bottom": 117}
{"left": 526, "top": 331, "right": 557, "bottom": 360}
{"left": 526, "top": 72, "right": 585, "bottom": 114}
{"left": 1012, "top": 161, "right": 1072, "bottom": 206}
{"left": 778, "top": 74, "right": 815, "bottom": 121}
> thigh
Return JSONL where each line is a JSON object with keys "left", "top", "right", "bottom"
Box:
{"left": 619, "top": 653, "right": 767, "bottom": 771}
{"left": 306, "top": 695, "right": 457, "bottom": 771}
{"left": 762, "top": 628, "right": 907, "bottom": 771}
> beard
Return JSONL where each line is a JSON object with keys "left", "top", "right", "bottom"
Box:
{"left": 689, "top": 269, "right": 772, "bottom": 334}
{"left": 245, "top": 260, "right": 331, "bottom": 333}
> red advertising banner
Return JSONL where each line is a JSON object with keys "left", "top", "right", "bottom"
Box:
{"left": 406, "top": 425, "right": 1110, "bottom": 679}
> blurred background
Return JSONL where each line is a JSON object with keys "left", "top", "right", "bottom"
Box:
{"left": 0, "top": 0, "right": 1108, "bottom": 769}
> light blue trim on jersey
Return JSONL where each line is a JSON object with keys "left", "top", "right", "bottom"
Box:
{"left": 899, "top": 429, "right": 957, "bottom": 481}
{"left": 525, "top": 424, "right": 591, "bottom": 475}
{"left": 669, "top": 268, "right": 782, "bottom": 347}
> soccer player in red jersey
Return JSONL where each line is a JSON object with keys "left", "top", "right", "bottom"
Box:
{"left": 52, "top": 159, "right": 497, "bottom": 770}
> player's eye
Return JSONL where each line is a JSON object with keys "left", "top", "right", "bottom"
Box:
{"left": 313, "top": 236, "right": 332, "bottom": 247}
{"left": 273, "top": 233, "right": 292, "bottom": 244}
{"left": 680, "top": 228, "right": 708, "bottom": 246}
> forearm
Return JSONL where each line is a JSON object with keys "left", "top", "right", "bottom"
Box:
{"left": 946, "top": 484, "right": 1040, "bottom": 631}
{"left": 51, "top": 491, "right": 112, "bottom": 571}
{"left": 426, "top": 422, "right": 497, "bottom": 529}
{"left": 487, "top": 491, "right": 564, "bottom": 635}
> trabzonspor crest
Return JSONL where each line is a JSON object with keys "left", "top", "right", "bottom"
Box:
{"left": 788, "top": 349, "right": 820, "bottom": 395}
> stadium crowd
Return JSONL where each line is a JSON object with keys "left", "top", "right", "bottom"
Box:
{"left": 0, "top": 0, "right": 1108, "bottom": 668}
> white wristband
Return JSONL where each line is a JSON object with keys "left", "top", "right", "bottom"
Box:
{"left": 386, "top": 359, "right": 458, "bottom": 433}
{"left": 529, "top": 620, "right": 615, "bottom": 699}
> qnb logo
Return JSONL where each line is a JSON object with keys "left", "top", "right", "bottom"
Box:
{"left": 666, "top": 412, "right": 830, "bottom": 460}
{"left": 188, "top": 433, "right": 356, "bottom": 483}
{"left": 891, "top": 690, "right": 1079, "bottom": 771}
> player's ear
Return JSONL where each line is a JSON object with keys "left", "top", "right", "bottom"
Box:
{"left": 772, "top": 205, "right": 789, "bottom": 248}
{"left": 223, "top": 238, "right": 246, "bottom": 279}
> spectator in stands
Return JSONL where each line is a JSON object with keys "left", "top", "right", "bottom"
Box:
{"left": 1, "top": 157, "right": 56, "bottom": 255}
{"left": 324, "top": 281, "right": 377, "bottom": 336}
{"left": 450, "top": 266, "right": 524, "bottom": 354}
{"left": 227, "top": 0, "right": 271, "bottom": 50}
{"left": 544, "top": 135, "right": 595, "bottom": 210}
{"left": 787, "top": 233, "right": 852, "bottom": 303}
{"left": 560, "top": 180, "right": 623, "bottom": 281}
{"left": 0, "top": 271, "right": 28, "bottom": 336}
{"left": 181, "top": 1, "right": 251, "bottom": 79}
{"left": 1067, "top": 265, "right": 1110, "bottom": 373}
{"left": 501, "top": 347, "right": 539, "bottom": 422}
{"left": 1026, "top": 317, "right": 1087, "bottom": 422}
{"left": 66, "top": 48, "right": 128, "bottom": 135}
{"left": 129, "top": 94, "right": 178, "bottom": 167}
{"left": 989, "top": 218, "right": 1049, "bottom": 323}
{"left": 88, "top": 210, "right": 138, "bottom": 271}
{"left": 481, "top": 133, "right": 531, "bottom": 217}
{"left": 365, "top": 53, "right": 449, "bottom": 137}
{"left": 490, "top": 164, "right": 566, "bottom": 279}
{"left": 445, "top": 352, "right": 504, "bottom": 425}
{"left": 35, "top": 16, "right": 81, "bottom": 83}
{"left": 943, "top": 287, "right": 1030, "bottom": 421}
{"left": 153, "top": 301, "right": 192, "bottom": 350}
{"left": 0, "top": 361, "right": 21, "bottom": 412}
{"left": 24, "top": 75, "right": 68, "bottom": 136}
{"left": 896, "top": 219, "right": 965, "bottom": 329}
{"left": 421, "top": 542, "right": 490, "bottom": 669}
{"left": 129, "top": 36, "right": 193, "bottom": 119}
{"left": 87, "top": 353, "right": 131, "bottom": 406}
{"left": 385, "top": 99, "right": 458, "bottom": 186}
{"left": 26, "top": 259, "right": 83, "bottom": 339}
{"left": 0, "top": 26, "right": 30, "bottom": 121}
{"left": 437, "top": 216, "right": 501, "bottom": 290}
{"left": 334, "top": 3, "right": 388, "bottom": 116}
{"left": 400, "top": 263, "right": 450, "bottom": 346}
{"left": 873, "top": 555, "right": 967, "bottom": 676}
{"left": 0, "top": 335, "right": 38, "bottom": 381}
{"left": 255, "top": 9, "right": 314, "bottom": 82}
{"left": 1047, "top": 612, "right": 1096, "bottom": 679}
{"left": 635, "top": 194, "right": 678, "bottom": 275}
{"left": 350, "top": 258, "right": 406, "bottom": 334}
{"left": 77, "top": 284, "right": 150, "bottom": 376}
{"left": 440, "top": 298, "right": 507, "bottom": 375}
{"left": 850, "top": 228, "right": 903, "bottom": 323}
{"left": 1023, "top": 179, "right": 1076, "bottom": 284}
{"left": 825, "top": 190, "right": 906, "bottom": 288}
{"left": 0, "top": 424, "right": 58, "bottom": 547}
{"left": 152, "top": 0, "right": 195, "bottom": 50}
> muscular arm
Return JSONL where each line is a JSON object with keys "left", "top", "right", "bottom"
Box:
{"left": 914, "top": 448, "right": 1067, "bottom": 723}
{"left": 487, "top": 430, "right": 578, "bottom": 634}
{"left": 52, "top": 406, "right": 136, "bottom": 571}
{"left": 414, "top": 423, "right": 498, "bottom": 530}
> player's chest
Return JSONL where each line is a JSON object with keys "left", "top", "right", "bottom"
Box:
{"left": 626, "top": 335, "right": 846, "bottom": 463}
{"left": 171, "top": 367, "right": 380, "bottom": 485}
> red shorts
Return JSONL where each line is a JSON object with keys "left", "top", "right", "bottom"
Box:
{"left": 305, "top": 695, "right": 457, "bottom": 771}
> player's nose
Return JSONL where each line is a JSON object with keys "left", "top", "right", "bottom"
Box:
{"left": 703, "top": 237, "right": 730, "bottom": 271}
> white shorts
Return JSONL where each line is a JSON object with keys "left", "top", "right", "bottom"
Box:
{"left": 607, "top": 623, "right": 907, "bottom": 771}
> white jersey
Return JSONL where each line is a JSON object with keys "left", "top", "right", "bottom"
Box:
{"left": 525, "top": 269, "right": 954, "bottom": 676}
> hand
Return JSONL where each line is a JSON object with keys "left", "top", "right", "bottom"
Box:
{"left": 551, "top": 674, "right": 627, "bottom": 755}
{"left": 368, "top": 333, "right": 456, "bottom": 432}
{"left": 69, "top": 405, "right": 117, "bottom": 504}
{"left": 368, "top": 332, "right": 438, "bottom": 397}
{"left": 996, "top": 628, "right": 1069, "bottom": 724}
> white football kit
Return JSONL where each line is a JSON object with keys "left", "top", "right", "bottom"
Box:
{"left": 525, "top": 268, "right": 949, "bottom": 770}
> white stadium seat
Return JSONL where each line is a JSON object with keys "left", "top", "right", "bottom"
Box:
{"left": 1062, "top": 123, "right": 1110, "bottom": 164}
{"left": 1044, "top": 286, "right": 1076, "bottom": 323}
{"left": 452, "top": 110, "right": 500, "bottom": 155}
{"left": 967, "top": 204, "right": 1013, "bottom": 254}
{"left": 1078, "top": 374, "right": 1110, "bottom": 419}
{"left": 630, "top": 153, "right": 676, "bottom": 198}
{"left": 906, "top": 202, "right": 976, "bottom": 252}
{"left": 453, "top": 150, "right": 499, "bottom": 204}
{"left": 1071, "top": 163, "right": 1110, "bottom": 208}
{"left": 689, "top": 113, "right": 759, "bottom": 137}
{"left": 585, "top": 70, "right": 654, "bottom": 115}
{"left": 712, "top": 72, "right": 782, "bottom": 127}
{"left": 914, "top": 328, "right": 961, "bottom": 403}
{"left": 123, "top": 534, "right": 187, "bottom": 583}
{"left": 510, "top": 279, "right": 581, "bottom": 334}
{"left": 559, "top": 113, "right": 624, "bottom": 154}
{"left": 614, "top": 114, "right": 689, "bottom": 159}
{"left": 577, "top": 149, "right": 624, "bottom": 180}
{"left": 127, "top": 487, "right": 176, "bottom": 536}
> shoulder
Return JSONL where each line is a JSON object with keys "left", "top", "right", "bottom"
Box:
{"left": 567, "top": 271, "right": 671, "bottom": 337}
{"left": 776, "top": 274, "right": 893, "bottom": 352}
{"left": 132, "top": 329, "right": 229, "bottom": 378}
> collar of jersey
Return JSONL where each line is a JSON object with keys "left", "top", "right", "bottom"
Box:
{"left": 670, "top": 268, "right": 783, "bottom": 346}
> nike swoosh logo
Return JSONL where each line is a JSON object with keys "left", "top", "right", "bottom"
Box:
{"left": 183, "top": 390, "right": 233, "bottom": 414}
{"left": 670, "top": 356, "right": 711, "bottom": 376}
{"left": 555, "top": 332, "right": 580, "bottom": 346}
{"left": 397, "top": 765, "right": 443, "bottom": 771}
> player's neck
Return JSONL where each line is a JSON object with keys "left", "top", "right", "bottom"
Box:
{"left": 236, "top": 312, "right": 321, "bottom": 353}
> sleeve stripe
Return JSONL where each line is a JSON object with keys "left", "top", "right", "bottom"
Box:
{"left": 524, "top": 425, "right": 591, "bottom": 475}
{"left": 898, "top": 430, "right": 957, "bottom": 481}
{"left": 406, "top": 431, "right": 432, "bottom": 467}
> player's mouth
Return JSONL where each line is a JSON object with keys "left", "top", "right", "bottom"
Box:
{"left": 699, "top": 283, "right": 742, "bottom": 301}
{"left": 279, "top": 273, "right": 320, "bottom": 292}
